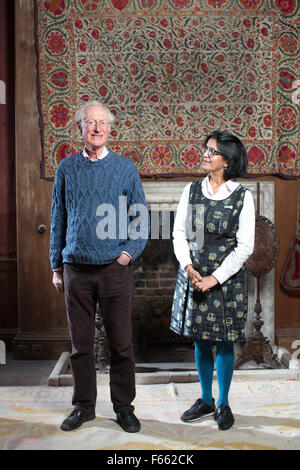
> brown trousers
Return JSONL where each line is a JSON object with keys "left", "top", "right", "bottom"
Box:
{"left": 63, "top": 261, "right": 135, "bottom": 414}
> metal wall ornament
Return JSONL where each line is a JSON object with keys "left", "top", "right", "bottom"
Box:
{"left": 235, "top": 183, "right": 282, "bottom": 369}
{"left": 245, "top": 215, "right": 280, "bottom": 278}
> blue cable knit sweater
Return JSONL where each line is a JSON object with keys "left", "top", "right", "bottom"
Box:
{"left": 50, "top": 151, "right": 148, "bottom": 270}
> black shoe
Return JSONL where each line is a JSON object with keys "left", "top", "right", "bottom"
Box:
{"left": 116, "top": 409, "right": 141, "bottom": 433}
{"left": 215, "top": 404, "right": 234, "bottom": 430}
{"left": 180, "top": 398, "right": 215, "bottom": 423}
{"left": 60, "top": 408, "right": 96, "bottom": 431}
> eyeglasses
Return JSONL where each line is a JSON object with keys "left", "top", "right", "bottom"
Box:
{"left": 84, "top": 119, "right": 110, "bottom": 129}
{"left": 203, "top": 146, "right": 222, "bottom": 158}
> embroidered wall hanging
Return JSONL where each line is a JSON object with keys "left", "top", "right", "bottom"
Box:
{"left": 34, "top": 0, "right": 300, "bottom": 180}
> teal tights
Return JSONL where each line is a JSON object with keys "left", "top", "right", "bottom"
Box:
{"left": 194, "top": 340, "right": 234, "bottom": 407}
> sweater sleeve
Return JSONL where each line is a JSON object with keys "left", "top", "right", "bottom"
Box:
{"left": 121, "top": 165, "right": 149, "bottom": 260}
{"left": 49, "top": 164, "right": 67, "bottom": 270}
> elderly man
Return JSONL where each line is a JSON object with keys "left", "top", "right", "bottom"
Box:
{"left": 50, "top": 101, "right": 148, "bottom": 433}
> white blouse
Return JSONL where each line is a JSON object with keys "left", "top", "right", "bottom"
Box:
{"left": 173, "top": 176, "right": 256, "bottom": 285}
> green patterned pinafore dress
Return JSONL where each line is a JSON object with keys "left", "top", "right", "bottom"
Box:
{"left": 170, "top": 181, "right": 248, "bottom": 343}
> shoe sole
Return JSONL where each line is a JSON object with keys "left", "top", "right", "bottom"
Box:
{"left": 214, "top": 412, "right": 234, "bottom": 431}
{"left": 180, "top": 410, "right": 215, "bottom": 423}
{"left": 116, "top": 419, "right": 141, "bottom": 433}
{"left": 216, "top": 420, "right": 234, "bottom": 431}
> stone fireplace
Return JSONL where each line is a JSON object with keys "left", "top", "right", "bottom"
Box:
{"left": 132, "top": 180, "right": 275, "bottom": 364}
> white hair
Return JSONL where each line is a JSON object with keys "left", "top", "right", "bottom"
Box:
{"left": 75, "top": 100, "right": 115, "bottom": 125}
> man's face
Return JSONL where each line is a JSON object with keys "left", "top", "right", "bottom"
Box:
{"left": 81, "top": 105, "right": 111, "bottom": 151}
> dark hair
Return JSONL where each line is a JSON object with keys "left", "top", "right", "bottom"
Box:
{"left": 204, "top": 130, "right": 248, "bottom": 179}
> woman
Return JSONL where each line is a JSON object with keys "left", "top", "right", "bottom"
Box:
{"left": 170, "top": 130, "right": 255, "bottom": 431}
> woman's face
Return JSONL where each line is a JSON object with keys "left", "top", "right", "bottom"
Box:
{"left": 202, "top": 138, "right": 228, "bottom": 175}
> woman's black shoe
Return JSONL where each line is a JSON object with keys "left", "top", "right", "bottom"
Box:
{"left": 180, "top": 398, "right": 215, "bottom": 423}
{"left": 215, "top": 404, "right": 234, "bottom": 430}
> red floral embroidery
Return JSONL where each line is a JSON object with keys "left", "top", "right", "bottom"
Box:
{"left": 279, "top": 70, "right": 297, "bottom": 90}
{"left": 275, "top": 0, "right": 297, "bottom": 15}
{"left": 50, "top": 103, "right": 70, "bottom": 128}
{"left": 239, "top": 0, "right": 261, "bottom": 9}
{"left": 169, "top": 0, "right": 192, "bottom": 7}
{"left": 110, "top": 0, "right": 130, "bottom": 10}
{"left": 46, "top": 31, "right": 66, "bottom": 55}
{"left": 278, "top": 106, "right": 297, "bottom": 130}
{"left": 278, "top": 144, "right": 296, "bottom": 168}
{"left": 50, "top": 71, "right": 69, "bottom": 88}
{"left": 55, "top": 142, "right": 76, "bottom": 164}
{"left": 181, "top": 147, "right": 201, "bottom": 168}
{"left": 80, "top": 0, "right": 100, "bottom": 11}
{"left": 263, "top": 114, "right": 272, "bottom": 127}
{"left": 248, "top": 146, "right": 265, "bottom": 165}
{"left": 279, "top": 33, "right": 298, "bottom": 54}
{"left": 152, "top": 146, "right": 172, "bottom": 166}
{"left": 44, "top": 0, "right": 65, "bottom": 16}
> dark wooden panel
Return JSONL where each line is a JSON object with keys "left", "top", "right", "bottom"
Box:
{"left": 14, "top": 0, "right": 68, "bottom": 359}
{"left": 0, "top": 0, "right": 18, "bottom": 352}
{"left": 0, "top": 0, "right": 16, "bottom": 259}
{"left": 274, "top": 178, "right": 300, "bottom": 331}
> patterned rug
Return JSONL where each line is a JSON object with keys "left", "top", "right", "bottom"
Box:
{"left": 1, "top": 378, "right": 300, "bottom": 450}
{"left": 34, "top": 0, "right": 299, "bottom": 180}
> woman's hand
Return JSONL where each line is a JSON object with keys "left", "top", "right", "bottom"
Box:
{"left": 194, "top": 275, "right": 218, "bottom": 293}
{"left": 185, "top": 264, "right": 202, "bottom": 285}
